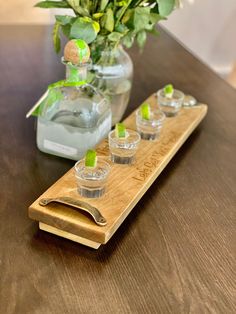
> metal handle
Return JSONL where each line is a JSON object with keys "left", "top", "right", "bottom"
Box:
{"left": 39, "top": 197, "right": 107, "bottom": 227}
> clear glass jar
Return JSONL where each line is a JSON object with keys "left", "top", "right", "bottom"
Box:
{"left": 92, "top": 45, "right": 133, "bottom": 126}
{"left": 36, "top": 60, "right": 112, "bottom": 160}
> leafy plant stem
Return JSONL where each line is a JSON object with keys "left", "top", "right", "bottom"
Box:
{"left": 134, "top": 0, "right": 149, "bottom": 7}
{"left": 115, "top": 0, "right": 133, "bottom": 27}
{"left": 93, "top": 0, "right": 99, "bottom": 14}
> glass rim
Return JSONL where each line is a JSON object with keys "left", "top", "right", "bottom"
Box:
{"left": 157, "top": 88, "right": 185, "bottom": 100}
{"left": 74, "top": 158, "right": 111, "bottom": 174}
{"left": 136, "top": 108, "right": 165, "bottom": 123}
{"left": 108, "top": 129, "right": 141, "bottom": 145}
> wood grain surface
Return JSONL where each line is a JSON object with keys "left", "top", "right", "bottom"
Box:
{"left": 29, "top": 96, "right": 207, "bottom": 246}
{"left": 0, "top": 26, "right": 235, "bottom": 313}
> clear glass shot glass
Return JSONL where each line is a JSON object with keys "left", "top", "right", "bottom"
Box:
{"left": 157, "top": 89, "right": 184, "bottom": 117}
{"left": 74, "top": 159, "right": 110, "bottom": 198}
{"left": 108, "top": 129, "right": 140, "bottom": 164}
{"left": 136, "top": 108, "right": 165, "bottom": 141}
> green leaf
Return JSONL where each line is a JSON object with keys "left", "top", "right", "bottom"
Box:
{"left": 104, "top": 8, "right": 114, "bottom": 32}
{"left": 93, "top": 13, "right": 104, "bottom": 19}
{"left": 123, "top": 7, "right": 151, "bottom": 32}
{"left": 121, "top": 9, "right": 133, "bottom": 24}
{"left": 133, "top": 7, "right": 150, "bottom": 32}
{"left": 116, "top": 1, "right": 128, "bottom": 6}
{"left": 100, "top": 0, "right": 109, "bottom": 12}
{"left": 53, "top": 21, "right": 61, "bottom": 53}
{"left": 116, "top": 0, "right": 132, "bottom": 26}
{"left": 61, "top": 24, "right": 71, "bottom": 38}
{"left": 54, "top": 15, "right": 75, "bottom": 39}
{"left": 55, "top": 15, "right": 74, "bottom": 25}
{"left": 92, "top": 20, "right": 100, "bottom": 34}
{"left": 108, "top": 32, "right": 123, "bottom": 42}
{"left": 67, "top": 0, "right": 90, "bottom": 16}
{"left": 136, "top": 30, "right": 146, "bottom": 48}
{"left": 150, "top": 13, "right": 164, "bottom": 24}
{"left": 35, "top": 1, "right": 70, "bottom": 9}
{"left": 115, "top": 23, "right": 129, "bottom": 34}
{"left": 79, "top": 17, "right": 100, "bottom": 33}
{"left": 156, "top": 0, "right": 175, "bottom": 16}
{"left": 70, "top": 17, "right": 98, "bottom": 44}
{"left": 122, "top": 32, "right": 134, "bottom": 48}
{"left": 93, "top": 34, "right": 105, "bottom": 45}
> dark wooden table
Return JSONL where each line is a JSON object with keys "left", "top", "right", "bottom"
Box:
{"left": 0, "top": 26, "right": 235, "bottom": 314}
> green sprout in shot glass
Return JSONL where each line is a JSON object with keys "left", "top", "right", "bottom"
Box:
{"left": 74, "top": 149, "right": 110, "bottom": 198}
{"left": 157, "top": 84, "right": 184, "bottom": 117}
{"left": 136, "top": 103, "right": 165, "bottom": 141}
{"left": 108, "top": 123, "right": 141, "bottom": 164}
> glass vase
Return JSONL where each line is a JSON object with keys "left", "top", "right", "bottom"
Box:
{"left": 91, "top": 45, "right": 133, "bottom": 126}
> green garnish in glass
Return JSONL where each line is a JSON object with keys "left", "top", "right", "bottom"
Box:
{"left": 85, "top": 149, "right": 97, "bottom": 168}
{"left": 140, "top": 103, "right": 151, "bottom": 120}
{"left": 115, "top": 123, "right": 127, "bottom": 138}
{"left": 164, "top": 84, "right": 174, "bottom": 98}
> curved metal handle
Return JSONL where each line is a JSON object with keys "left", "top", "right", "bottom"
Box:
{"left": 39, "top": 197, "right": 107, "bottom": 227}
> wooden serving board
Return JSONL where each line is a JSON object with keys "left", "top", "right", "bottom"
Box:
{"left": 29, "top": 94, "right": 207, "bottom": 249}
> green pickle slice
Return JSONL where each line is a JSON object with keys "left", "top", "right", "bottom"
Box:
{"left": 85, "top": 149, "right": 97, "bottom": 168}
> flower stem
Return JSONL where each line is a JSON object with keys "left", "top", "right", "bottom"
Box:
{"left": 115, "top": 0, "right": 133, "bottom": 26}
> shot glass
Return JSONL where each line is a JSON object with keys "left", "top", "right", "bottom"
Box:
{"left": 136, "top": 108, "right": 165, "bottom": 141}
{"left": 108, "top": 129, "right": 140, "bottom": 164}
{"left": 74, "top": 159, "right": 110, "bottom": 198}
{"left": 157, "top": 88, "right": 184, "bottom": 117}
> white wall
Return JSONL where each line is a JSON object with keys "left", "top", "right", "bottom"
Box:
{"left": 0, "top": 1, "right": 72, "bottom": 24}
{"left": 0, "top": 0, "right": 50, "bottom": 24}
{"left": 161, "top": 0, "right": 236, "bottom": 77}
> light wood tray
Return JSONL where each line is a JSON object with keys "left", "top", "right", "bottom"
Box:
{"left": 29, "top": 94, "right": 207, "bottom": 249}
